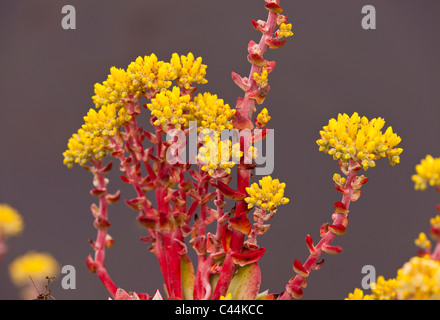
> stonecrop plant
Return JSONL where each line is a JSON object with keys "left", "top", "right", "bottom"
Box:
{"left": 62, "top": 0, "right": 403, "bottom": 300}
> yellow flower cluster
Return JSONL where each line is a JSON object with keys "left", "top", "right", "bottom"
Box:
{"left": 63, "top": 129, "right": 109, "bottom": 168}
{"left": 188, "top": 93, "right": 236, "bottom": 132}
{"left": 396, "top": 256, "right": 440, "bottom": 300}
{"left": 197, "top": 134, "right": 242, "bottom": 175}
{"left": 253, "top": 69, "right": 268, "bottom": 88}
{"left": 9, "top": 251, "right": 60, "bottom": 286}
{"left": 316, "top": 112, "right": 403, "bottom": 170}
{"left": 82, "top": 104, "right": 132, "bottom": 138}
{"left": 431, "top": 215, "right": 440, "bottom": 229}
{"left": 0, "top": 204, "right": 23, "bottom": 238}
{"left": 170, "top": 53, "right": 208, "bottom": 90}
{"left": 93, "top": 67, "right": 140, "bottom": 109}
{"left": 277, "top": 23, "right": 294, "bottom": 39}
{"left": 345, "top": 288, "right": 374, "bottom": 300}
{"left": 412, "top": 155, "right": 440, "bottom": 191}
{"left": 146, "top": 87, "right": 191, "bottom": 131}
{"left": 126, "top": 54, "right": 176, "bottom": 93}
{"left": 255, "top": 108, "right": 271, "bottom": 127}
{"left": 347, "top": 256, "right": 440, "bottom": 300}
{"left": 245, "top": 176, "right": 290, "bottom": 211}
{"left": 64, "top": 53, "right": 211, "bottom": 168}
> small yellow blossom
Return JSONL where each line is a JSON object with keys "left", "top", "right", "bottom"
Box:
{"left": 0, "top": 204, "right": 23, "bottom": 238}
{"left": 92, "top": 67, "right": 140, "bottom": 109}
{"left": 431, "top": 215, "right": 440, "bottom": 229}
{"left": 220, "top": 292, "right": 233, "bottom": 300}
{"left": 82, "top": 104, "right": 132, "bottom": 138}
{"left": 255, "top": 108, "right": 271, "bottom": 127}
{"left": 187, "top": 92, "right": 236, "bottom": 132}
{"left": 396, "top": 256, "right": 440, "bottom": 300}
{"left": 415, "top": 232, "right": 431, "bottom": 251}
{"left": 197, "top": 134, "right": 242, "bottom": 175}
{"left": 63, "top": 128, "right": 110, "bottom": 168}
{"left": 277, "top": 23, "right": 294, "bottom": 39}
{"left": 127, "top": 54, "right": 176, "bottom": 93}
{"left": 412, "top": 155, "right": 440, "bottom": 191}
{"left": 253, "top": 69, "right": 269, "bottom": 88}
{"left": 345, "top": 288, "right": 373, "bottom": 300}
{"left": 9, "top": 252, "right": 60, "bottom": 287}
{"left": 245, "top": 176, "right": 290, "bottom": 211}
{"left": 316, "top": 112, "right": 402, "bottom": 170}
{"left": 170, "top": 53, "right": 208, "bottom": 90}
{"left": 146, "top": 86, "right": 191, "bottom": 131}
{"left": 332, "top": 173, "right": 347, "bottom": 186}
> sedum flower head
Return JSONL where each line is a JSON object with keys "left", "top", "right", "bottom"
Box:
{"left": 316, "top": 112, "right": 402, "bottom": 170}
{"left": 0, "top": 204, "right": 23, "bottom": 238}
{"left": 415, "top": 232, "right": 431, "bottom": 251}
{"left": 197, "top": 134, "right": 242, "bottom": 175}
{"left": 396, "top": 256, "right": 440, "bottom": 300}
{"left": 9, "top": 251, "right": 60, "bottom": 286}
{"left": 253, "top": 69, "right": 269, "bottom": 88}
{"left": 146, "top": 86, "right": 191, "bottom": 131}
{"left": 63, "top": 128, "right": 110, "bottom": 168}
{"left": 82, "top": 104, "right": 132, "bottom": 138}
{"left": 255, "top": 108, "right": 271, "bottom": 127}
{"left": 187, "top": 92, "right": 236, "bottom": 132}
{"left": 370, "top": 276, "right": 398, "bottom": 300}
{"left": 345, "top": 288, "right": 373, "bottom": 300}
{"left": 93, "top": 67, "right": 140, "bottom": 109}
{"left": 126, "top": 54, "right": 176, "bottom": 92}
{"left": 412, "top": 155, "right": 440, "bottom": 191}
{"left": 170, "top": 53, "right": 208, "bottom": 90}
{"left": 245, "top": 176, "right": 290, "bottom": 211}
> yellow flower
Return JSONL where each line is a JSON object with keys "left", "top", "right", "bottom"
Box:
{"left": 92, "top": 67, "right": 141, "bottom": 109}
{"left": 396, "top": 256, "right": 440, "bottom": 300}
{"left": 82, "top": 104, "right": 132, "bottom": 138}
{"left": 146, "top": 86, "right": 191, "bottom": 131}
{"left": 345, "top": 288, "right": 373, "bottom": 300}
{"left": 370, "top": 276, "right": 398, "bottom": 300}
{"left": 316, "top": 112, "right": 402, "bottom": 170}
{"left": 277, "top": 23, "right": 294, "bottom": 39}
{"left": 0, "top": 204, "right": 23, "bottom": 238}
{"left": 245, "top": 176, "right": 290, "bottom": 211}
{"left": 127, "top": 54, "right": 176, "bottom": 92}
{"left": 431, "top": 215, "right": 440, "bottom": 229}
{"left": 415, "top": 232, "right": 431, "bottom": 251}
{"left": 412, "top": 155, "right": 440, "bottom": 191}
{"left": 197, "top": 133, "right": 242, "bottom": 175}
{"left": 9, "top": 251, "right": 60, "bottom": 286}
{"left": 187, "top": 92, "right": 236, "bottom": 132}
{"left": 253, "top": 69, "right": 269, "bottom": 88}
{"left": 220, "top": 292, "right": 232, "bottom": 300}
{"left": 255, "top": 108, "right": 271, "bottom": 127}
{"left": 170, "top": 53, "right": 208, "bottom": 90}
{"left": 63, "top": 128, "right": 110, "bottom": 168}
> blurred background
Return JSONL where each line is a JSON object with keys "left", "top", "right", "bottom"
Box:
{"left": 1, "top": 0, "right": 440, "bottom": 299}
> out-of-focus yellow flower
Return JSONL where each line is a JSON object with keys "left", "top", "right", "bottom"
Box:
{"left": 277, "top": 23, "right": 294, "bottom": 39}
{"left": 146, "top": 86, "right": 191, "bottom": 131}
{"left": 170, "top": 53, "right": 208, "bottom": 90}
{"left": 415, "top": 232, "right": 431, "bottom": 251}
{"left": 0, "top": 204, "right": 23, "bottom": 238}
{"left": 9, "top": 252, "right": 60, "bottom": 287}
{"left": 345, "top": 288, "right": 373, "bottom": 300}
{"left": 255, "top": 108, "right": 271, "bottom": 127}
{"left": 187, "top": 92, "right": 236, "bottom": 132}
{"left": 245, "top": 176, "right": 290, "bottom": 211}
{"left": 220, "top": 292, "right": 232, "bottom": 300}
{"left": 316, "top": 112, "right": 402, "bottom": 170}
{"left": 82, "top": 104, "right": 132, "bottom": 138}
{"left": 412, "top": 155, "right": 440, "bottom": 191}
{"left": 63, "top": 128, "right": 110, "bottom": 168}
{"left": 396, "top": 256, "right": 440, "bottom": 300}
{"left": 370, "top": 276, "right": 398, "bottom": 300}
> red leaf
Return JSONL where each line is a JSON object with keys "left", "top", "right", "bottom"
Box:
{"left": 264, "top": 2, "right": 284, "bottom": 13}
{"left": 293, "top": 259, "right": 309, "bottom": 278}
{"left": 231, "top": 248, "right": 266, "bottom": 267}
{"left": 229, "top": 215, "right": 252, "bottom": 235}
{"left": 216, "top": 181, "right": 247, "bottom": 200}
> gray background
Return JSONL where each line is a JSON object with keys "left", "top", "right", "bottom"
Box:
{"left": 1, "top": 0, "right": 439, "bottom": 300}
